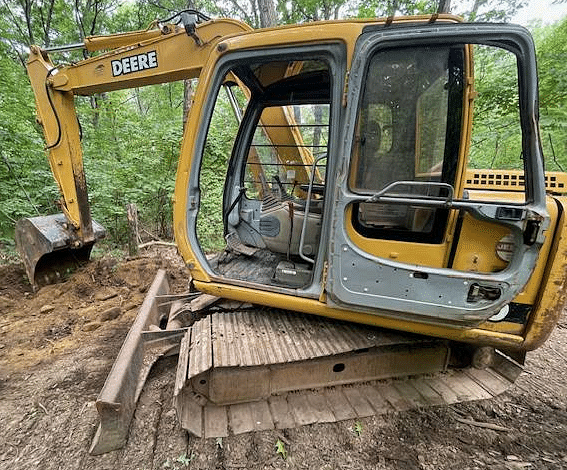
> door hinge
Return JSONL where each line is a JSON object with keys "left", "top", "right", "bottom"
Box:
{"left": 188, "top": 195, "right": 198, "bottom": 210}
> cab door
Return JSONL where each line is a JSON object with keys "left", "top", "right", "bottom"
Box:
{"left": 326, "top": 23, "right": 548, "bottom": 326}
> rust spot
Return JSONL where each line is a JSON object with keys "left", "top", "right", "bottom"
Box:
{"left": 524, "top": 261, "right": 567, "bottom": 350}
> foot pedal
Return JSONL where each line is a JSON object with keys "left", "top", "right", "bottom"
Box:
{"left": 225, "top": 231, "right": 258, "bottom": 257}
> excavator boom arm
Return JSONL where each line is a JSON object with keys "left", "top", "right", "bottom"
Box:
{"left": 20, "top": 17, "right": 252, "bottom": 286}
{"left": 47, "top": 19, "right": 252, "bottom": 95}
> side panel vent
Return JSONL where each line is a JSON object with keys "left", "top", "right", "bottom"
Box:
{"left": 464, "top": 169, "right": 567, "bottom": 194}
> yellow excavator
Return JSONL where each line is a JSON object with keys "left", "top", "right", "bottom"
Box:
{"left": 18, "top": 10, "right": 567, "bottom": 455}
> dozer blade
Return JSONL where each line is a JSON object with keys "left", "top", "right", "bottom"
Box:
{"left": 174, "top": 309, "right": 523, "bottom": 438}
{"left": 15, "top": 213, "right": 105, "bottom": 288}
{"left": 89, "top": 270, "right": 200, "bottom": 455}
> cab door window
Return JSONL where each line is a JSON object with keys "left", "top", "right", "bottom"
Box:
{"left": 349, "top": 46, "right": 464, "bottom": 243}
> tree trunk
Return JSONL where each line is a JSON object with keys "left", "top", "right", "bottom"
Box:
{"left": 126, "top": 203, "right": 139, "bottom": 256}
{"left": 22, "top": 0, "right": 35, "bottom": 44}
{"left": 39, "top": 0, "right": 56, "bottom": 47}
{"left": 313, "top": 105, "right": 323, "bottom": 156}
{"left": 437, "top": 0, "right": 451, "bottom": 13}
{"left": 294, "top": 105, "right": 301, "bottom": 124}
{"left": 387, "top": 0, "right": 399, "bottom": 16}
{"left": 469, "top": 0, "right": 486, "bottom": 21}
{"left": 258, "top": 0, "right": 277, "bottom": 28}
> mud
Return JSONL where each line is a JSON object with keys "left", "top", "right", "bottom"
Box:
{"left": 0, "top": 247, "right": 566, "bottom": 470}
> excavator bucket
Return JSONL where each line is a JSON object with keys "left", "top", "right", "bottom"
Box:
{"left": 15, "top": 213, "right": 105, "bottom": 289}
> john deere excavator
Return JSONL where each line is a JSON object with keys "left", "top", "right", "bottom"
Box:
{"left": 18, "top": 10, "right": 567, "bottom": 455}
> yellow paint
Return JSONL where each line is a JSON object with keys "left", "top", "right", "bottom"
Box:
{"left": 173, "top": 16, "right": 460, "bottom": 269}
{"left": 479, "top": 321, "right": 523, "bottom": 335}
{"left": 465, "top": 168, "right": 567, "bottom": 196}
{"left": 28, "top": 14, "right": 461, "bottom": 266}
{"left": 193, "top": 279, "right": 524, "bottom": 350}
{"left": 451, "top": 214, "right": 510, "bottom": 273}
{"left": 176, "top": 16, "right": 562, "bottom": 352}
{"left": 522, "top": 196, "right": 567, "bottom": 350}
{"left": 345, "top": 206, "right": 452, "bottom": 268}
{"left": 84, "top": 25, "right": 168, "bottom": 52}
{"left": 28, "top": 14, "right": 564, "bottom": 353}
{"left": 454, "top": 192, "right": 559, "bottom": 306}
{"left": 51, "top": 20, "right": 253, "bottom": 95}
{"left": 27, "top": 50, "right": 87, "bottom": 237}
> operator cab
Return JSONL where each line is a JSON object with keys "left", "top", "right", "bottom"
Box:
{"left": 198, "top": 56, "right": 334, "bottom": 290}
{"left": 189, "top": 23, "right": 548, "bottom": 328}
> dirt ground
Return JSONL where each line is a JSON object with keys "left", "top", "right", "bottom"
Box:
{"left": 0, "top": 247, "right": 566, "bottom": 470}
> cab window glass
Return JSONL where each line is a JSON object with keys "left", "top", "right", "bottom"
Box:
{"left": 244, "top": 103, "right": 329, "bottom": 200}
{"left": 349, "top": 45, "right": 464, "bottom": 243}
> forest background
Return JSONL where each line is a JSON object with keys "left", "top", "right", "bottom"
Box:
{"left": 1, "top": 0, "right": 566, "bottom": 255}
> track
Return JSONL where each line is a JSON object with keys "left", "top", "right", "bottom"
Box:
{"left": 174, "top": 308, "right": 522, "bottom": 438}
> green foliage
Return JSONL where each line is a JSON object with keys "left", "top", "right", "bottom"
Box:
{"left": 106, "top": 1, "right": 162, "bottom": 32}
{"left": 196, "top": 87, "right": 242, "bottom": 252}
{"left": 162, "top": 451, "right": 195, "bottom": 469}
{"left": 354, "top": 0, "right": 527, "bottom": 22}
{"left": 537, "top": 16, "right": 567, "bottom": 171}
{"left": 2, "top": 0, "right": 567, "bottom": 258}
{"left": 176, "top": 452, "right": 194, "bottom": 466}
{"left": 355, "top": 0, "right": 438, "bottom": 18}
{"left": 463, "top": 0, "right": 528, "bottom": 22}
{"left": 278, "top": 0, "right": 348, "bottom": 22}
{"left": 0, "top": 42, "right": 59, "bottom": 238}
{"left": 468, "top": 45, "right": 524, "bottom": 170}
{"left": 79, "top": 82, "right": 183, "bottom": 242}
{"left": 275, "top": 439, "right": 288, "bottom": 459}
{"left": 353, "top": 421, "right": 364, "bottom": 436}
{"left": 469, "top": 18, "right": 567, "bottom": 173}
